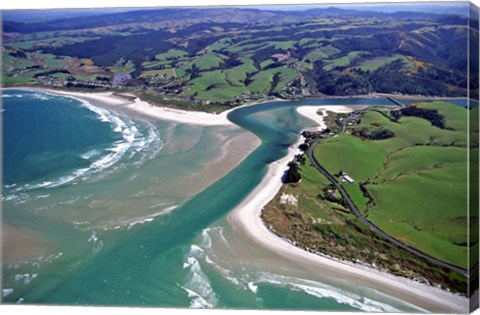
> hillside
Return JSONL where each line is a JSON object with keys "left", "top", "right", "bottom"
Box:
{"left": 2, "top": 6, "right": 477, "bottom": 111}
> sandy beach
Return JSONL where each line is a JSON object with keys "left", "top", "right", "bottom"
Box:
{"left": 17, "top": 89, "right": 234, "bottom": 126}
{"left": 121, "top": 96, "right": 232, "bottom": 126}
{"left": 227, "top": 105, "right": 469, "bottom": 313}
{"left": 296, "top": 105, "right": 354, "bottom": 131}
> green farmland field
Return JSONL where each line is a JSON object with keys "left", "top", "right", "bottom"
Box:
{"left": 193, "top": 54, "right": 225, "bottom": 70}
{"left": 306, "top": 46, "right": 341, "bottom": 63}
{"left": 224, "top": 59, "right": 257, "bottom": 86}
{"left": 314, "top": 102, "right": 470, "bottom": 268}
{"left": 313, "top": 134, "right": 387, "bottom": 181}
{"left": 247, "top": 67, "right": 296, "bottom": 94}
{"left": 357, "top": 55, "right": 414, "bottom": 72}
{"left": 196, "top": 86, "right": 245, "bottom": 102}
{"left": 323, "top": 51, "right": 369, "bottom": 71}
{"left": 155, "top": 49, "right": 188, "bottom": 60}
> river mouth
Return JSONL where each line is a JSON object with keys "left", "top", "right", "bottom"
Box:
{"left": 2, "top": 89, "right": 259, "bottom": 304}
{"left": 2, "top": 90, "right": 469, "bottom": 311}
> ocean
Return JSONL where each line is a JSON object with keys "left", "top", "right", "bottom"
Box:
{"left": 3, "top": 89, "right": 458, "bottom": 311}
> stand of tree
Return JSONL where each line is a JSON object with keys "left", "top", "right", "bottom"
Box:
{"left": 392, "top": 106, "right": 446, "bottom": 129}
{"left": 284, "top": 161, "right": 302, "bottom": 183}
{"left": 310, "top": 59, "right": 467, "bottom": 97}
{"left": 353, "top": 127, "right": 395, "bottom": 140}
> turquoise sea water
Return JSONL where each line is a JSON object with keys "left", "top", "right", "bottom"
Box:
{"left": 2, "top": 90, "right": 469, "bottom": 311}
{"left": 3, "top": 91, "right": 119, "bottom": 186}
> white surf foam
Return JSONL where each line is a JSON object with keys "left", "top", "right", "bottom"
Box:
{"left": 20, "top": 100, "right": 159, "bottom": 192}
{"left": 14, "top": 273, "right": 38, "bottom": 285}
{"left": 2, "top": 288, "right": 14, "bottom": 298}
{"left": 4, "top": 92, "right": 165, "bottom": 196}
{"left": 180, "top": 286, "right": 214, "bottom": 309}
{"left": 180, "top": 245, "right": 219, "bottom": 309}
{"left": 200, "top": 226, "right": 231, "bottom": 250}
{"left": 201, "top": 229, "right": 213, "bottom": 249}
{"left": 4, "top": 252, "right": 64, "bottom": 272}
{"left": 247, "top": 282, "right": 258, "bottom": 294}
{"left": 31, "top": 92, "right": 52, "bottom": 101}
{"left": 254, "top": 272, "right": 411, "bottom": 312}
{"left": 125, "top": 205, "right": 178, "bottom": 229}
{"left": 190, "top": 226, "right": 423, "bottom": 313}
{"left": 88, "top": 231, "right": 104, "bottom": 254}
{"left": 2, "top": 94, "right": 24, "bottom": 98}
{"left": 192, "top": 227, "right": 245, "bottom": 288}
{"left": 80, "top": 149, "right": 103, "bottom": 160}
{"left": 35, "top": 194, "right": 50, "bottom": 199}
{"left": 0, "top": 192, "right": 30, "bottom": 205}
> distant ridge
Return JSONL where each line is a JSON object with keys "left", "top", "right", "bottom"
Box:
{"left": 3, "top": 6, "right": 466, "bottom": 33}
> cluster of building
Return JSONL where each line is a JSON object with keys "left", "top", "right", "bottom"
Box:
{"left": 36, "top": 76, "right": 111, "bottom": 89}
{"left": 301, "top": 128, "right": 334, "bottom": 142}
{"left": 336, "top": 110, "right": 364, "bottom": 128}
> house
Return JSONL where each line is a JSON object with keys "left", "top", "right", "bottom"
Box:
{"left": 341, "top": 174, "right": 355, "bottom": 183}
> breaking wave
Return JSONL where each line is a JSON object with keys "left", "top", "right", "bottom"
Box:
{"left": 187, "top": 226, "right": 426, "bottom": 313}
{"left": 2, "top": 94, "right": 163, "bottom": 200}
{"left": 180, "top": 244, "right": 218, "bottom": 308}
{"left": 254, "top": 272, "right": 407, "bottom": 312}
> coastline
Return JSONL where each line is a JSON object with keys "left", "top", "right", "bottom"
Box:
{"left": 3, "top": 87, "right": 469, "bottom": 126}
{"left": 2, "top": 88, "right": 235, "bottom": 126}
{"left": 20, "top": 86, "right": 264, "bottom": 190}
{"left": 227, "top": 105, "right": 468, "bottom": 313}
{"left": 296, "top": 105, "right": 354, "bottom": 131}
{"left": 5, "top": 86, "right": 468, "bottom": 120}
{"left": 2, "top": 87, "right": 293, "bottom": 127}
{"left": 2, "top": 87, "right": 469, "bottom": 312}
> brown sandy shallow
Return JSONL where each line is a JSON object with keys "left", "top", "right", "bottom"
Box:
{"left": 1, "top": 87, "right": 262, "bottom": 251}
{"left": 47, "top": 89, "right": 262, "bottom": 200}
{"left": 2, "top": 223, "right": 53, "bottom": 262}
{"left": 189, "top": 129, "right": 260, "bottom": 192}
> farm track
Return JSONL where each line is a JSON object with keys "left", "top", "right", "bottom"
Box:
{"left": 307, "top": 138, "right": 470, "bottom": 276}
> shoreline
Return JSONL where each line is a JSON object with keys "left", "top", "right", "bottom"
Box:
{"left": 2, "top": 87, "right": 469, "bottom": 312}
{"left": 296, "top": 105, "right": 355, "bottom": 131}
{"left": 2, "top": 87, "right": 290, "bottom": 126}
{"left": 227, "top": 105, "right": 468, "bottom": 313}
{"left": 3, "top": 87, "right": 471, "bottom": 124}
{"left": 3, "top": 87, "right": 236, "bottom": 126}
{"left": 306, "top": 92, "right": 470, "bottom": 100}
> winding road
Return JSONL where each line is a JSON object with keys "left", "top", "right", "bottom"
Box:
{"left": 307, "top": 139, "right": 470, "bottom": 276}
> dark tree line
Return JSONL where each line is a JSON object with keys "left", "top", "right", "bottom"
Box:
{"left": 392, "top": 106, "right": 446, "bottom": 129}
{"left": 354, "top": 127, "right": 395, "bottom": 140}
{"left": 34, "top": 69, "right": 70, "bottom": 78}
{"left": 284, "top": 161, "right": 302, "bottom": 183}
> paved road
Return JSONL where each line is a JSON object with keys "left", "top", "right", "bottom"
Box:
{"left": 340, "top": 118, "right": 347, "bottom": 133}
{"left": 307, "top": 140, "right": 469, "bottom": 276}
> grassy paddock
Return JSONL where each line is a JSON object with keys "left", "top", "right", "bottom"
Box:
{"left": 313, "top": 134, "right": 386, "bottom": 181}
{"left": 357, "top": 55, "right": 412, "bottom": 72}
{"left": 314, "top": 102, "right": 470, "bottom": 268}
{"left": 261, "top": 151, "right": 467, "bottom": 293}
{"left": 323, "top": 51, "right": 369, "bottom": 71}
